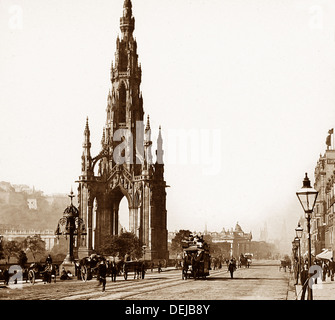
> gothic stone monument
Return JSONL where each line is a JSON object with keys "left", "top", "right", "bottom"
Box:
{"left": 76, "top": 0, "right": 168, "bottom": 261}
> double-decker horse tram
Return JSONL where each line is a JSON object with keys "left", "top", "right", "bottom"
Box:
{"left": 181, "top": 234, "right": 210, "bottom": 280}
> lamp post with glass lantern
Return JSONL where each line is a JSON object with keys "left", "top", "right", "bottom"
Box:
{"left": 292, "top": 240, "right": 298, "bottom": 282}
{"left": 295, "top": 223, "right": 303, "bottom": 284}
{"left": 296, "top": 173, "right": 318, "bottom": 300}
{"left": 294, "top": 236, "right": 301, "bottom": 284}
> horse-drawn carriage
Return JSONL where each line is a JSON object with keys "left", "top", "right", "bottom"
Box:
{"left": 79, "top": 254, "right": 145, "bottom": 282}
{"left": 79, "top": 254, "right": 107, "bottom": 281}
{"left": 122, "top": 260, "right": 146, "bottom": 280}
{"left": 239, "top": 253, "right": 252, "bottom": 268}
{"left": 27, "top": 262, "right": 58, "bottom": 284}
{"left": 181, "top": 234, "right": 210, "bottom": 280}
{"left": 279, "top": 256, "right": 291, "bottom": 272}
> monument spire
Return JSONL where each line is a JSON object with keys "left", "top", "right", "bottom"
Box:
{"left": 120, "top": 0, "right": 135, "bottom": 40}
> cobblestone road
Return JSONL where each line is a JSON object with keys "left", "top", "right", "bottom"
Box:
{"left": 0, "top": 260, "right": 293, "bottom": 300}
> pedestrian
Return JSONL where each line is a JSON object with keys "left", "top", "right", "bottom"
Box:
{"left": 322, "top": 261, "right": 328, "bottom": 282}
{"left": 98, "top": 260, "right": 107, "bottom": 292}
{"left": 157, "top": 261, "right": 162, "bottom": 273}
{"left": 45, "top": 254, "right": 52, "bottom": 265}
{"left": 60, "top": 267, "right": 69, "bottom": 280}
{"left": 300, "top": 264, "right": 309, "bottom": 300}
{"left": 228, "top": 259, "right": 236, "bottom": 279}
{"left": 3, "top": 268, "right": 9, "bottom": 285}
{"left": 330, "top": 258, "right": 335, "bottom": 281}
{"left": 141, "top": 261, "right": 146, "bottom": 279}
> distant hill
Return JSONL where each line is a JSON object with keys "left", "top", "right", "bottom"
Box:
{"left": 0, "top": 181, "right": 71, "bottom": 231}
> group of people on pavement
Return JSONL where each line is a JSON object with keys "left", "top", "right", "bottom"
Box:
{"left": 297, "top": 257, "right": 335, "bottom": 300}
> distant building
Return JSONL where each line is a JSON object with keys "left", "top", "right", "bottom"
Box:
{"left": 208, "top": 222, "right": 252, "bottom": 258}
{"left": 169, "top": 222, "right": 252, "bottom": 258}
{"left": 0, "top": 225, "right": 55, "bottom": 251}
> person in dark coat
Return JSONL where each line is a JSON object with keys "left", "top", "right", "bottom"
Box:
{"left": 3, "top": 268, "right": 9, "bottom": 285}
{"left": 300, "top": 264, "right": 309, "bottom": 300}
{"left": 228, "top": 259, "right": 236, "bottom": 279}
{"left": 45, "top": 254, "right": 52, "bottom": 265}
{"left": 98, "top": 261, "right": 107, "bottom": 292}
{"left": 330, "top": 257, "right": 335, "bottom": 281}
{"left": 141, "top": 261, "right": 146, "bottom": 279}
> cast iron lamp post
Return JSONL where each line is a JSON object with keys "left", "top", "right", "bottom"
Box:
{"left": 295, "top": 223, "right": 303, "bottom": 284}
{"left": 294, "top": 236, "right": 301, "bottom": 284}
{"left": 296, "top": 173, "right": 318, "bottom": 300}
{"left": 142, "top": 245, "right": 147, "bottom": 261}
{"left": 55, "top": 190, "right": 86, "bottom": 273}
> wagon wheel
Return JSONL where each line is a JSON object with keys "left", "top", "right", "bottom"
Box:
{"left": 28, "top": 270, "right": 35, "bottom": 284}
{"left": 81, "top": 265, "right": 88, "bottom": 282}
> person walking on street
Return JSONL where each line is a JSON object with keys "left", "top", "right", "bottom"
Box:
{"left": 330, "top": 257, "right": 335, "bottom": 281}
{"left": 98, "top": 260, "right": 107, "bottom": 292}
{"left": 300, "top": 264, "right": 309, "bottom": 300}
{"left": 322, "top": 261, "right": 328, "bottom": 282}
{"left": 46, "top": 254, "right": 52, "bottom": 265}
{"left": 228, "top": 259, "right": 236, "bottom": 279}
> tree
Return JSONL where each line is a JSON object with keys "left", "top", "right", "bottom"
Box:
{"left": 17, "top": 250, "right": 28, "bottom": 268}
{"left": 22, "top": 235, "right": 46, "bottom": 262}
{"left": 0, "top": 236, "right": 4, "bottom": 260}
{"left": 50, "top": 237, "right": 67, "bottom": 262}
{"left": 170, "top": 230, "right": 192, "bottom": 256}
{"left": 3, "top": 240, "right": 21, "bottom": 263}
{"left": 99, "top": 231, "right": 143, "bottom": 260}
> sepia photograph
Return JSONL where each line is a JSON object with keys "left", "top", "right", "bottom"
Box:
{"left": 0, "top": 0, "right": 335, "bottom": 308}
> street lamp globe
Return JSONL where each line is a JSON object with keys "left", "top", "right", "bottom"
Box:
{"left": 295, "top": 223, "right": 303, "bottom": 239}
{"left": 296, "top": 173, "right": 318, "bottom": 216}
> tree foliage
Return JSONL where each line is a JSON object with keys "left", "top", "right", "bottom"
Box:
{"left": 170, "top": 230, "right": 192, "bottom": 255}
{"left": 3, "top": 240, "right": 22, "bottom": 263}
{"left": 99, "top": 231, "right": 143, "bottom": 260}
{"left": 17, "top": 250, "right": 28, "bottom": 268}
{"left": 22, "top": 235, "right": 46, "bottom": 262}
{"left": 0, "top": 237, "right": 4, "bottom": 260}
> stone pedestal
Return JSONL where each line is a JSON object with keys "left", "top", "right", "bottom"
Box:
{"left": 60, "top": 261, "right": 77, "bottom": 278}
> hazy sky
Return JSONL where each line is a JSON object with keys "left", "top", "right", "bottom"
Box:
{"left": 1, "top": 0, "right": 335, "bottom": 241}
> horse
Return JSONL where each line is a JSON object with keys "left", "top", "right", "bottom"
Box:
{"left": 239, "top": 254, "right": 250, "bottom": 268}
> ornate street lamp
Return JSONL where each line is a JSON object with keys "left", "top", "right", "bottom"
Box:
{"left": 295, "top": 223, "right": 303, "bottom": 239}
{"left": 142, "top": 245, "right": 147, "bottom": 261}
{"left": 55, "top": 190, "right": 86, "bottom": 274}
{"left": 294, "top": 237, "right": 301, "bottom": 284}
{"left": 295, "top": 223, "right": 303, "bottom": 284}
{"left": 296, "top": 173, "right": 318, "bottom": 300}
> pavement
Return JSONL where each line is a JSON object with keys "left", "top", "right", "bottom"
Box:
{"left": 288, "top": 272, "right": 335, "bottom": 300}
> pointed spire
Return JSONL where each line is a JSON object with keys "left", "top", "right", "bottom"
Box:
{"left": 83, "top": 117, "right": 91, "bottom": 157}
{"left": 156, "top": 126, "right": 164, "bottom": 165}
{"left": 85, "top": 116, "right": 89, "bottom": 132}
{"left": 101, "top": 128, "right": 106, "bottom": 147}
{"left": 145, "top": 115, "right": 151, "bottom": 132}
{"left": 120, "top": 0, "right": 135, "bottom": 40}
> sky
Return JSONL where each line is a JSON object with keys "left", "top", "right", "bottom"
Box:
{"left": 1, "top": 0, "right": 335, "bottom": 243}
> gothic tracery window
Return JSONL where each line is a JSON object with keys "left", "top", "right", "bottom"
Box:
{"left": 119, "top": 82, "right": 126, "bottom": 123}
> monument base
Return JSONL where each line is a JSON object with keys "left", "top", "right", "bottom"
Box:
{"left": 60, "top": 260, "right": 77, "bottom": 278}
